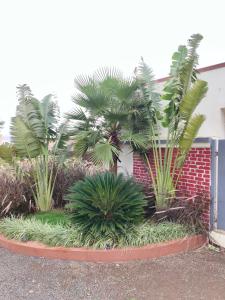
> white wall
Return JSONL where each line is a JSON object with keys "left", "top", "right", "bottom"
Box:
{"left": 118, "top": 144, "right": 133, "bottom": 176}
{"left": 157, "top": 66, "right": 225, "bottom": 138}
{"left": 197, "top": 67, "right": 225, "bottom": 138}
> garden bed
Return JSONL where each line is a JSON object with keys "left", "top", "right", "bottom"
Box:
{"left": 0, "top": 233, "right": 206, "bottom": 262}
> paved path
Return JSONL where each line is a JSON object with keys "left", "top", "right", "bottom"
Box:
{"left": 0, "top": 246, "right": 225, "bottom": 300}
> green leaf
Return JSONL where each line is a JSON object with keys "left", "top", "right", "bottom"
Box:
{"left": 177, "top": 114, "right": 205, "bottom": 168}
{"left": 10, "top": 116, "right": 42, "bottom": 158}
{"left": 91, "top": 142, "right": 119, "bottom": 167}
{"left": 179, "top": 80, "right": 208, "bottom": 121}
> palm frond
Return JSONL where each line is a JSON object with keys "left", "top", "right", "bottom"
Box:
{"left": 93, "top": 67, "right": 123, "bottom": 82}
{"left": 74, "top": 130, "right": 101, "bottom": 157}
{"left": 16, "top": 84, "right": 33, "bottom": 103}
{"left": 177, "top": 114, "right": 205, "bottom": 168}
{"left": 182, "top": 33, "right": 203, "bottom": 93}
{"left": 120, "top": 130, "right": 149, "bottom": 150}
{"left": 136, "top": 58, "right": 160, "bottom": 112}
{"left": 10, "top": 116, "right": 42, "bottom": 158}
{"left": 169, "top": 45, "right": 188, "bottom": 77}
{"left": 66, "top": 107, "right": 88, "bottom": 121}
{"left": 91, "top": 142, "right": 119, "bottom": 167}
{"left": 179, "top": 80, "right": 208, "bottom": 121}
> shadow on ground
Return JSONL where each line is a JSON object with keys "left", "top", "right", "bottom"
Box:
{"left": 0, "top": 247, "right": 225, "bottom": 300}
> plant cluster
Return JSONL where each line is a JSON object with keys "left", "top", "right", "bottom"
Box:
{"left": 0, "top": 33, "right": 207, "bottom": 248}
{"left": 66, "top": 172, "right": 147, "bottom": 240}
{"left": 10, "top": 85, "right": 68, "bottom": 211}
{"left": 0, "top": 165, "right": 34, "bottom": 216}
{"left": 0, "top": 217, "right": 191, "bottom": 248}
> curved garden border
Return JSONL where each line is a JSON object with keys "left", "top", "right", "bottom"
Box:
{"left": 0, "top": 234, "right": 207, "bottom": 262}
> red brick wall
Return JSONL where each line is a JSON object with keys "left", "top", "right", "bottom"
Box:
{"left": 133, "top": 147, "right": 211, "bottom": 228}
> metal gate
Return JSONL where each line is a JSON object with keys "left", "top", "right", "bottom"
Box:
{"left": 211, "top": 139, "right": 225, "bottom": 231}
{"left": 217, "top": 140, "right": 225, "bottom": 230}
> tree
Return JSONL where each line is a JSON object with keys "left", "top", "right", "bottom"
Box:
{"left": 68, "top": 67, "right": 157, "bottom": 172}
{"left": 140, "top": 34, "right": 208, "bottom": 209}
{"left": 11, "top": 84, "right": 67, "bottom": 211}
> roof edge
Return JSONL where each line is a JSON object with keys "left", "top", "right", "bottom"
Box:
{"left": 156, "top": 62, "right": 225, "bottom": 83}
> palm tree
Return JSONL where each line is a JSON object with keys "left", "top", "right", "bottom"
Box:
{"left": 68, "top": 67, "right": 159, "bottom": 173}
{"left": 11, "top": 84, "right": 67, "bottom": 211}
{"left": 142, "top": 34, "right": 208, "bottom": 209}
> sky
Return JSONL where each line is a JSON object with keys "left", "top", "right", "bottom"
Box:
{"left": 0, "top": 0, "right": 224, "bottom": 139}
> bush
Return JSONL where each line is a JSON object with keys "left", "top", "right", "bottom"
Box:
{"left": 0, "top": 217, "right": 191, "bottom": 248}
{"left": 0, "top": 158, "right": 104, "bottom": 216}
{"left": 51, "top": 158, "right": 105, "bottom": 208}
{"left": 0, "top": 165, "right": 34, "bottom": 216}
{"left": 66, "top": 172, "right": 147, "bottom": 240}
{"left": 169, "top": 195, "right": 206, "bottom": 232}
{"left": 29, "top": 210, "right": 70, "bottom": 226}
{"left": 0, "top": 143, "right": 16, "bottom": 164}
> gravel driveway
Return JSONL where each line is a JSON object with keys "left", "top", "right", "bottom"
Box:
{"left": 0, "top": 246, "right": 225, "bottom": 300}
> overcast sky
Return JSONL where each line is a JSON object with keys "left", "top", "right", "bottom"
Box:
{"left": 0, "top": 0, "right": 224, "bottom": 138}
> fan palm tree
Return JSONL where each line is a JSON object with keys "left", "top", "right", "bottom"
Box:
{"left": 142, "top": 34, "right": 208, "bottom": 209}
{"left": 11, "top": 84, "right": 67, "bottom": 211}
{"left": 68, "top": 67, "right": 160, "bottom": 173}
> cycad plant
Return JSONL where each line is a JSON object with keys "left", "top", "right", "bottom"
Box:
{"left": 11, "top": 84, "right": 67, "bottom": 211}
{"left": 140, "top": 34, "right": 208, "bottom": 209}
{"left": 68, "top": 67, "right": 157, "bottom": 172}
{"left": 66, "top": 172, "right": 146, "bottom": 242}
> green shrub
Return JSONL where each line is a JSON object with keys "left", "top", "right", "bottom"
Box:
{"left": 66, "top": 172, "right": 147, "bottom": 240}
{"left": 0, "top": 143, "right": 16, "bottom": 164}
{"left": 0, "top": 217, "right": 191, "bottom": 248}
{"left": 29, "top": 210, "right": 71, "bottom": 226}
{"left": 0, "top": 165, "right": 34, "bottom": 216}
{"left": 0, "top": 217, "right": 81, "bottom": 247}
{"left": 52, "top": 159, "right": 104, "bottom": 208}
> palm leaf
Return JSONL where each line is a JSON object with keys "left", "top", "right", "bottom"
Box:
{"left": 10, "top": 116, "right": 42, "bottom": 158}
{"left": 179, "top": 80, "right": 208, "bottom": 121}
{"left": 177, "top": 114, "right": 205, "bottom": 168}
{"left": 16, "top": 84, "right": 33, "bottom": 103}
{"left": 91, "top": 142, "right": 119, "bottom": 167}
{"left": 182, "top": 33, "right": 203, "bottom": 93}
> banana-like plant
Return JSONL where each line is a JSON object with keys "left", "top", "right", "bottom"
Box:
{"left": 140, "top": 34, "right": 208, "bottom": 210}
{"left": 11, "top": 85, "right": 67, "bottom": 211}
{"left": 68, "top": 67, "right": 156, "bottom": 172}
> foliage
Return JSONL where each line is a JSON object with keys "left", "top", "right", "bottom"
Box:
{"left": 0, "top": 165, "right": 34, "bottom": 216}
{"left": 0, "top": 156, "right": 103, "bottom": 216}
{"left": 140, "top": 34, "right": 208, "bottom": 209}
{"left": 10, "top": 85, "right": 68, "bottom": 211}
{"left": 0, "top": 217, "right": 81, "bottom": 247}
{"left": 169, "top": 195, "right": 207, "bottom": 232}
{"left": 29, "top": 210, "right": 70, "bottom": 226}
{"left": 0, "top": 217, "right": 191, "bottom": 249}
{"left": 0, "top": 143, "right": 16, "bottom": 164}
{"left": 67, "top": 67, "right": 156, "bottom": 171}
{"left": 52, "top": 158, "right": 105, "bottom": 208}
{"left": 66, "top": 172, "right": 147, "bottom": 240}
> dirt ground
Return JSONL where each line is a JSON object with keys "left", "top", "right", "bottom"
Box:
{"left": 0, "top": 246, "right": 225, "bottom": 300}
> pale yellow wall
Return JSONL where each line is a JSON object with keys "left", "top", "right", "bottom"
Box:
{"left": 118, "top": 144, "right": 133, "bottom": 176}
{"left": 157, "top": 66, "right": 225, "bottom": 138}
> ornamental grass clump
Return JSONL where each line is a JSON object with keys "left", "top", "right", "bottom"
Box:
{"left": 66, "top": 172, "right": 147, "bottom": 242}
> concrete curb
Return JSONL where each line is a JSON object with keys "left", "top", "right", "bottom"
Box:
{"left": 0, "top": 234, "right": 207, "bottom": 262}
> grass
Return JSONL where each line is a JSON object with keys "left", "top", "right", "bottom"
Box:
{"left": 0, "top": 217, "right": 193, "bottom": 249}
{"left": 28, "top": 210, "right": 70, "bottom": 226}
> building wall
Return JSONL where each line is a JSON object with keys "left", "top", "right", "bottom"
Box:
{"left": 117, "top": 144, "right": 133, "bottom": 176}
{"left": 156, "top": 64, "right": 225, "bottom": 138}
{"left": 133, "top": 145, "right": 211, "bottom": 228}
